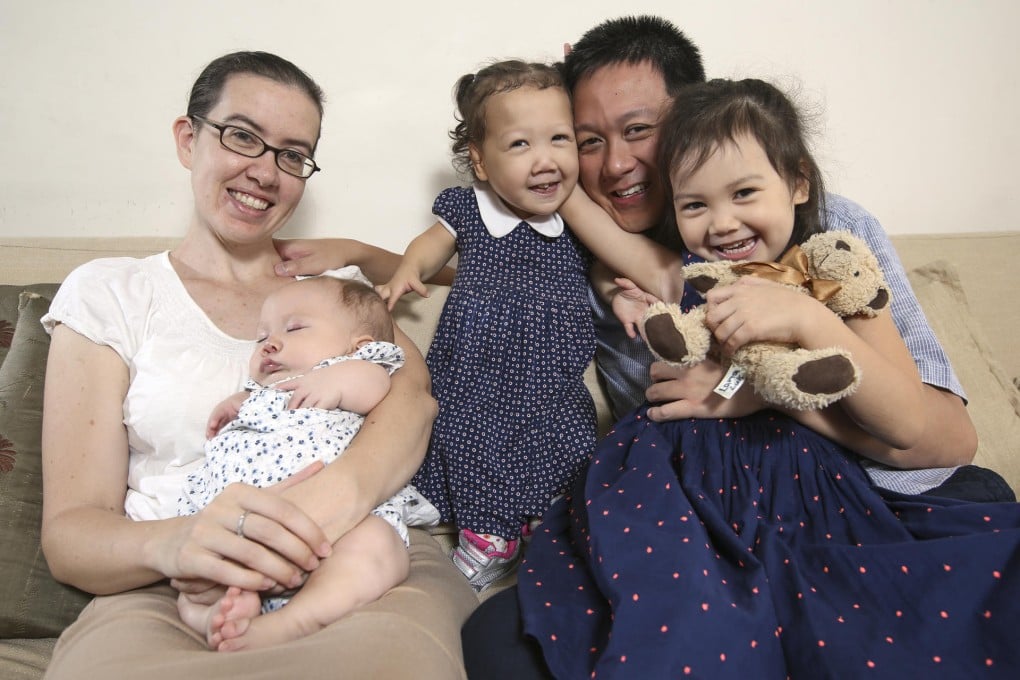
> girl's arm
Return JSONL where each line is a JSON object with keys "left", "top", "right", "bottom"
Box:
{"left": 41, "top": 327, "right": 329, "bottom": 595}
{"left": 274, "top": 237, "right": 456, "bottom": 286}
{"left": 561, "top": 187, "right": 685, "bottom": 303}
{"left": 705, "top": 277, "right": 927, "bottom": 451}
{"left": 377, "top": 223, "right": 458, "bottom": 310}
{"left": 783, "top": 319, "right": 977, "bottom": 468}
{"left": 278, "top": 323, "right": 437, "bottom": 542}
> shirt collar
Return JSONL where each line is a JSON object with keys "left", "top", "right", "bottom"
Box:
{"left": 474, "top": 183, "right": 564, "bottom": 238}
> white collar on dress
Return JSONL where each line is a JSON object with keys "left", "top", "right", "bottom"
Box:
{"left": 474, "top": 183, "right": 564, "bottom": 239}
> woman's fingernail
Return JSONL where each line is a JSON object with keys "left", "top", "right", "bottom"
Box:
{"left": 320, "top": 543, "right": 333, "bottom": 557}
{"left": 261, "top": 578, "right": 276, "bottom": 590}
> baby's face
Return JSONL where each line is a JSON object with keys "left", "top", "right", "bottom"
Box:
{"left": 250, "top": 280, "right": 361, "bottom": 384}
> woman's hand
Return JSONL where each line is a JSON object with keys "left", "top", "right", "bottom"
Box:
{"left": 274, "top": 238, "right": 407, "bottom": 284}
{"left": 161, "top": 463, "right": 332, "bottom": 594}
{"left": 273, "top": 238, "right": 350, "bottom": 277}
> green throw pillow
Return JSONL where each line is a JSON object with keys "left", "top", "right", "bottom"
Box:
{"left": 0, "top": 288, "right": 92, "bottom": 638}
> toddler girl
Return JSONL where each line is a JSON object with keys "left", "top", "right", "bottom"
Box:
{"left": 379, "top": 60, "right": 596, "bottom": 590}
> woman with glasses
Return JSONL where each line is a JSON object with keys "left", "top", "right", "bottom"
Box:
{"left": 39, "top": 51, "right": 476, "bottom": 678}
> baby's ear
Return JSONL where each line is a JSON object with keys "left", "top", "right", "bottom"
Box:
{"left": 468, "top": 143, "right": 488, "bottom": 182}
{"left": 352, "top": 334, "right": 375, "bottom": 349}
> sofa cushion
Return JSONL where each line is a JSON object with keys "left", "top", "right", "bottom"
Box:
{"left": 0, "top": 285, "right": 59, "bottom": 373}
{"left": 907, "top": 262, "right": 1020, "bottom": 492}
{"left": 0, "top": 286, "right": 92, "bottom": 638}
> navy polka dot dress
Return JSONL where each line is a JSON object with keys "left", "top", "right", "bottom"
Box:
{"left": 519, "top": 284, "right": 1020, "bottom": 679}
{"left": 413, "top": 186, "right": 596, "bottom": 540}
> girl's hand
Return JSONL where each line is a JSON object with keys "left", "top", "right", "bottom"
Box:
{"left": 376, "top": 268, "right": 429, "bottom": 311}
{"left": 610, "top": 277, "right": 659, "bottom": 339}
{"left": 162, "top": 463, "right": 331, "bottom": 593}
{"left": 205, "top": 392, "right": 248, "bottom": 439}
{"left": 703, "top": 277, "right": 823, "bottom": 355}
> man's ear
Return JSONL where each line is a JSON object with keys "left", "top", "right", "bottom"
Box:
{"left": 469, "top": 143, "right": 488, "bottom": 182}
{"left": 173, "top": 116, "right": 197, "bottom": 170}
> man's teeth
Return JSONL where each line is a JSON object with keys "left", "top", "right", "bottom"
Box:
{"left": 230, "top": 190, "right": 269, "bottom": 210}
{"left": 616, "top": 184, "right": 646, "bottom": 198}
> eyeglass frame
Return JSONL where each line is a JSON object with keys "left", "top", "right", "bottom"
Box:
{"left": 190, "top": 115, "right": 322, "bottom": 179}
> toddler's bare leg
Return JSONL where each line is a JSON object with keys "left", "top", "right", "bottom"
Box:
{"left": 218, "top": 515, "right": 410, "bottom": 652}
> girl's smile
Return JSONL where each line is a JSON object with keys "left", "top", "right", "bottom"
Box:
{"left": 671, "top": 132, "right": 809, "bottom": 263}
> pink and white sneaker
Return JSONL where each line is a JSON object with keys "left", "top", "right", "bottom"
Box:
{"left": 451, "top": 529, "right": 522, "bottom": 592}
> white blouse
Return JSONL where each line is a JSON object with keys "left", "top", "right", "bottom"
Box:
{"left": 42, "top": 252, "right": 365, "bottom": 520}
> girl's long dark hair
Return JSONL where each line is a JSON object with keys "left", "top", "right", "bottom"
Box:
{"left": 657, "top": 78, "right": 827, "bottom": 250}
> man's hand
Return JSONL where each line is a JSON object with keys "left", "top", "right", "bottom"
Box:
{"left": 644, "top": 359, "right": 764, "bottom": 422}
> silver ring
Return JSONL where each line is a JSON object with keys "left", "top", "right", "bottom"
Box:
{"left": 236, "top": 510, "right": 250, "bottom": 538}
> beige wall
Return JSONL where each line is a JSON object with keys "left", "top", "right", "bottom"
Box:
{"left": 2, "top": 0, "right": 1017, "bottom": 252}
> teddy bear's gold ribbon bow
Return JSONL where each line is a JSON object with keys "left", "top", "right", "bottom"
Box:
{"left": 732, "top": 244, "right": 843, "bottom": 302}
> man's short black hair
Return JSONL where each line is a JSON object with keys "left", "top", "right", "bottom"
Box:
{"left": 562, "top": 15, "right": 706, "bottom": 96}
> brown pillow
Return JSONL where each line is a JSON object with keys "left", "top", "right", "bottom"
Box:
{"left": 0, "top": 289, "right": 92, "bottom": 638}
{"left": 0, "top": 284, "right": 58, "bottom": 372}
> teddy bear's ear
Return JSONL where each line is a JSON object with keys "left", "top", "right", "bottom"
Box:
{"left": 688, "top": 275, "right": 719, "bottom": 294}
{"left": 868, "top": 288, "right": 890, "bottom": 311}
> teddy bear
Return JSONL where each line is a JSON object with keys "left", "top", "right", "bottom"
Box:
{"left": 641, "top": 231, "right": 891, "bottom": 410}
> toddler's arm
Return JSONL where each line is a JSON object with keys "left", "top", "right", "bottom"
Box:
{"left": 560, "top": 187, "right": 685, "bottom": 303}
{"left": 377, "top": 223, "right": 457, "bottom": 310}
{"left": 590, "top": 262, "right": 659, "bottom": 339}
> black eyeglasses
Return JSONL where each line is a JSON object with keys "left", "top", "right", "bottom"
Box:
{"left": 191, "top": 115, "right": 321, "bottom": 179}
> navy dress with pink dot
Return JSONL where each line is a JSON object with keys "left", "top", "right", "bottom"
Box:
{"left": 519, "top": 281, "right": 1020, "bottom": 679}
{"left": 412, "top": 185, "right": 597, "bottom": 540}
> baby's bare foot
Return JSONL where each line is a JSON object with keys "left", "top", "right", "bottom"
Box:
{"left": 217, "top": 606, "right": 325, "bottom": 652}
{"left": 208, "top": 587, "right": 261, "bottom": 649}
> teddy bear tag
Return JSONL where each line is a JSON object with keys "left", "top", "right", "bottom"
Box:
{"left": 714, "top": 364, "right": 747, "bottom": 399}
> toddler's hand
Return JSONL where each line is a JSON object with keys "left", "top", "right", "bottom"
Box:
{"left": 377, "top": 270, "right": 430, "bottom": 311}
{"left": 611, "top": 277, "right": 660, "bottom": 339}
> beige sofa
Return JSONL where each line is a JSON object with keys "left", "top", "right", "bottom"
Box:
{"left": 1, "top": 233, "right": 1018, "bottom": 679}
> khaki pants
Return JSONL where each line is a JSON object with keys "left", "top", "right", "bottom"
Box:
{"left": 45, "top": 529, "right": 478, "bottom": 679}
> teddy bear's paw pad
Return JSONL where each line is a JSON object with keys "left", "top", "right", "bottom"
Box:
{"left": 644, "top": 313, "right": 690, "bottom": 363}
{"left": 792, "top": 355, "right": 858, "bottom": 398}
